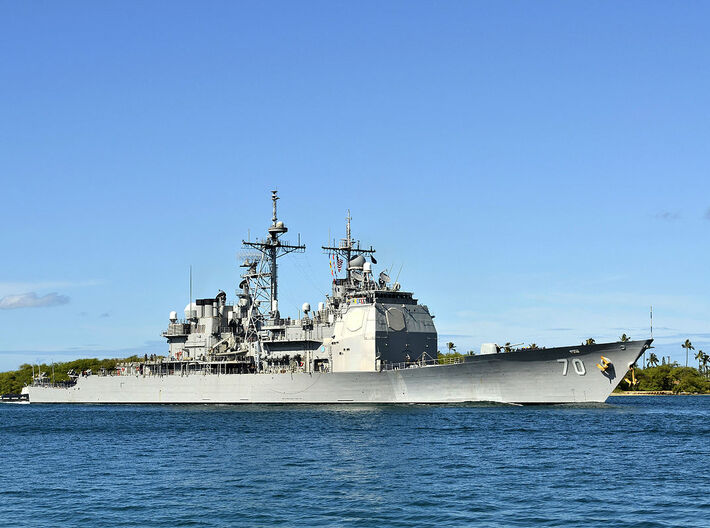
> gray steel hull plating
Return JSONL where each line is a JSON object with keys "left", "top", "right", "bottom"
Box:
{"left": 24, "top": 340, "right": 650, "bottom": 404}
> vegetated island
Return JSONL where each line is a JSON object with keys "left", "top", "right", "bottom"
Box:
{"left": 611, "top": 338, "right": 710, "bottom": 395}
{"left": 610, "top": 364, "right": 710, "bottom": 395}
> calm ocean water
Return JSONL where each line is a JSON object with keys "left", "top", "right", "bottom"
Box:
{"left": 1, "top": 397, "right": 708, "bottom": 527}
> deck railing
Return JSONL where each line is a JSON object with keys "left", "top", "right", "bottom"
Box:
{"left": 28, "top": 356, "right": 466, "bottom": 388}
{"left": 381, "top": 356, "right": 464, "bottom": 371}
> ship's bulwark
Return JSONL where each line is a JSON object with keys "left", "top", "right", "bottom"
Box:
{"left": 24, "top": 340, "right": 651, "bottom": 404}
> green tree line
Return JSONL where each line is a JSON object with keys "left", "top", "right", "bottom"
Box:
{"left": 619, "top": 364, "right": 710, "bottom": 394}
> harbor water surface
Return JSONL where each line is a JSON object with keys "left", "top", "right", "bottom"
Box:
{"left": 1, "top": 396, "right": 708, "bottom": 527}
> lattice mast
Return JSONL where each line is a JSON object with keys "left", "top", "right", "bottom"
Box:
{"left": 242, "top": 190, "right": 305, "bottom": 318}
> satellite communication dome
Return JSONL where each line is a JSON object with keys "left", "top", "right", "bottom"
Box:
{"left": 169, "top": 311, "right": 178, "bottom": 322}
{"left": 363, "top": 261, "right": 372, "bottom": 273}
{"left": 302, "top": 302, "right": 311, "bottom": 313}
{"left": 349, "top": 255, "right": 366, "bottom": 269}
{"left": 268, "top": 220, "right": 288, "bottom": 235}
{"left": 184, "top": 302, "right": 197, "bottom": 318}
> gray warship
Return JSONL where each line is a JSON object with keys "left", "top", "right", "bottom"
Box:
{"left": 24, "top": 191, "right": 651, "bottom": 404}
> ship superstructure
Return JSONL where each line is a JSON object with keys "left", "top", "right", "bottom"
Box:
{"left": 158, "top": 190, "right": 436, "bottom": 377}
{"left": 23, "top": 192, "right": 652, "bottom": 404}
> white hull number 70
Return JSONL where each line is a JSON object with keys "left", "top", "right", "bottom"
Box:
{"left": 557, "top": 358, "right": 586, "bottom": 376}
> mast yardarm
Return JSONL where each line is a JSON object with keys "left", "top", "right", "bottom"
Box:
{"left": 322, "top": 210, "right": 375, "bottom": 283}
{"left": 242, "top": 190, "right": 305, "bottom": 316}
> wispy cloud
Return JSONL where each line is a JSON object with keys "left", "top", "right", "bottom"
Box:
{"left": 523, "top": 290, "right": 706, "bottom": 313}
{"left": 0, "top": 292, "right": 69, "bottom": 310}
{"left": 653, "top": 331, "right": 710, "bottom": 341}
{"left": 0, "top": 280, "right": 103, "bottom": 296}
{"left": 655, "top": 211, "right": 680, "bottom": 221}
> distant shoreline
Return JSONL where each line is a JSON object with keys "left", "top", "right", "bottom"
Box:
{"left": 610, "top": 391, "right": 710, "bottom": 396}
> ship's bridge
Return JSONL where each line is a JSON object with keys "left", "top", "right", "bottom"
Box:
{"left": 371, "top": 290, "right": 417, "bottom": 305}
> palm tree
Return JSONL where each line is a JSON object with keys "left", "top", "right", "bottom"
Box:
{"left": 695, "top": 349, "right": 704, "bottom": 373}
{"left": 696, "top": 350, "right": 708, "bottom": 376}
{"left": 503, "top": 342, "right": 513, "bottom": 353}
{"left": 446, "top": 342, "right": 456, "bottom": 354}
{"left": 528, "top": 343, "right": 539, "bottom": 350}
{"left": 619, "top": 334, "right": 630, "bottom": 342}
{"left": 584, "top": 338, "right": 596, "bottom": 346}
{"left": 647, "top": 353, "right": 659, "bottom": 368}
{"left": 682, "top": 339, "right": 694, "bottom": 368}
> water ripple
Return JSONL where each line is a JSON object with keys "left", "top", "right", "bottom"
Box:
{"left": 1, "top": 396, "right": 708, "bottom": 527}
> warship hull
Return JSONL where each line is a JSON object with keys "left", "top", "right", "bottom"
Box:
{"left": 23, "top": 340, "right": 650, "bottom": 405}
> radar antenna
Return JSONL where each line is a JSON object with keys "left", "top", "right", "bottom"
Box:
{"left": 242, "top": 190, "right": 305, "bottom": 319}
{"left": 322, "top": 210, "right": 375, "bottom": 284}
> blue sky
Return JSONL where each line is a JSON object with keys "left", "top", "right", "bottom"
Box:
{"left": 1, "top": 1, "right": 709, "bottom": 371}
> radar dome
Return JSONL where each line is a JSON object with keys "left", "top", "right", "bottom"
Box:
{"left": 302, "top": 302, "right": 311, "bottom": 313}
{"left": 169, "top": 311, "right": 178, "bottom": 322}
{"left": 184, "top": 302, "right": 197, "bottom": 319}
{"left": 349, "top": 255, "right": 366, "bottom": 269}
